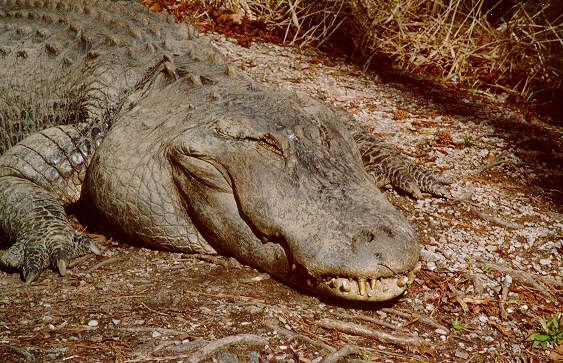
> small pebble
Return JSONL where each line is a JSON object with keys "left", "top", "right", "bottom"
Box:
{"left": 455, "top": 350, "right": 469, "bottom": 359}
{"left": 87, "top": 320, "right": 98, "bottom": 327}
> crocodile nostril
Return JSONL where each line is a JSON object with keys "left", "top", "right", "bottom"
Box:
{"left": 380, "top": 225, "right": 394, "bottom": 238}
{"left": 352, "top": 230, "right": 376, "bottom": 245}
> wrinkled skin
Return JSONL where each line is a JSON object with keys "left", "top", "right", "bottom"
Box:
{"left": 87, "top": 77, "right": 427, "bottom": 301}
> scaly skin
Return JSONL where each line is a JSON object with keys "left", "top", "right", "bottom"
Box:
{"left": 350, "top": 124, "right": 452, "bottom": 199}
{"left": 0, "top": 0, "right": 450, "bottom": 302}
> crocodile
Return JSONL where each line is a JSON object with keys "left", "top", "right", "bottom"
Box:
{"left": 0, "top": 0, "right": 450, "bottom": 302}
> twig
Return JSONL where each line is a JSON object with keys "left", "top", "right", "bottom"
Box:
{"left": 183, "top": 289, "right": 264, "bottom": 302}
{"left": 125, "top": 334, "right": 266, "bottom": 362}
{"left": 448, "top": 283, "right": 469, "bottom": 312}
{"left": 68, "top": 254, "right": 93, "bottom": 268}
{"left": 317, "top": 318, "right": 428, "bottom": 348}
{"left": 332, "top": 311, "right": 403, "bottom": 331}
{"left": 118, "top": 326, "right": 189, "bottom": 336}
{"left": 186, "top": 334, "right": 267, "bottom": 363}
{"left": 469, "top": 205, "right": 519, "bottom": 229}
{"left": 380, "top": 308, "right": 448, "bottom": 332}
{"left": 463, "top": 174, "right": 520, "bottom": 192}
{"left": 499, "top": 275, "right": 512, "bottom": 320}
{"left": 429, "top": 213, "right": 488, "bottom": 234}
{"left": 263, "top": 318, "right": 336, "bottom": 353}
{"left": 474, "top": 151, "right": 509, "bottom": 174}
{"left": 462, "top": 271, "right": 486, "bottom": 296}
{"left": 141, "top": 302, "right": 169, "bottom": 316}
{"left": 320, "top": 345, "right": 363, "bottom": 363}
{"left": 86, "top": 256, "right": 119, "bottom": 273}
{"left": 476, "top": 259, "right": 558, "bottom": 302}
{"left": 540, "top": 276, "right": 563, "bottom": 289}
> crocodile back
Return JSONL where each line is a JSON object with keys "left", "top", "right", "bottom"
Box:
{"left": 0, "top": 0, "right": 197, "bottom": 154}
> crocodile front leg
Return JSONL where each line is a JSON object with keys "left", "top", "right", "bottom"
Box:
{"left": 351, "top": 127, "right": 451, "bottom": 198}
{"left": 0, "top": 123, "right": 105, "bottom": 281}
{"left": 0, "top": 177, "right": 100, "bottom": 281}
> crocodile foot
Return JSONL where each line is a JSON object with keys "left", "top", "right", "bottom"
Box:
{"left": 367, "top": 152, "right": 452, "bottom": 199}
{"left": 0, "top": 177, "right": 102, "bottom": 282}
{"left": 353, "top": 131, "right": 452, "bottom": 198}
{"left": 4, "top": 234, "right": 102, "bottom": 282}
{"left": 0, "top": 230, "right": 101, "bottom": 282}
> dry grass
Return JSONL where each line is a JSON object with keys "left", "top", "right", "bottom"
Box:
{"left": 345, "top": 0, "right": 562, "bottom": 111}
{"left": 184, "top": 0, "right": 349, "bottom": 48}
{"left": 150, "top": 0, "right": 563, "bottom": 120}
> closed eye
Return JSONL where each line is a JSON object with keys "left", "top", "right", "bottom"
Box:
{"left": 258, "top": 133, "right": 284, "bottom": 157}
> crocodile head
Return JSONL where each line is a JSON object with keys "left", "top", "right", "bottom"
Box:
{"left": 169, "top": 91, "right": 420, "bottom": 302}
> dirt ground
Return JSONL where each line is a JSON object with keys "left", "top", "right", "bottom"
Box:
{"left": 1, "top": 18, "right": 562, "bottom": 363}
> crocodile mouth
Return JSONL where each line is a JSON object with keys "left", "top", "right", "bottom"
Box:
{"left": 290, "top": 261, "right": 422, "bottom": 302}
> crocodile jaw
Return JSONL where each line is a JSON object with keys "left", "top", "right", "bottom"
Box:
{"left": 316, "top": 261, "right": 422, "bottom": 301}
{"left": 283, "top": 261, "right": 421, "bottom": 302}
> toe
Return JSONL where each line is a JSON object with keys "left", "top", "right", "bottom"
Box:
{"left": 0, "top": 242, "right": 25, "bottom": 269}
{"left": 74, "top": 232, "right": 102, "bottom": 256}
{"left": 57, "top": 259, "right": 68, "bottom": 277}
{"left": 23, "top": 265, "right": 41, "bottom": 283}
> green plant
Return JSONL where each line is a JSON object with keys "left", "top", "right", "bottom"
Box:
{"left": 526, "top": 314, "right": 563, "bottom": 348}
{"left": 357, "top": 351, "right": 370, "bottom": 361}
{"left": 479, "top": 263, "right": 493, "bottom": 275}
{"left": 451, "top": 317, "right": 467, "bottom": 332}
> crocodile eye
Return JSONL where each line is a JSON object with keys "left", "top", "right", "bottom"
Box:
{"left": 258, "top": 134, "right": 283, "bottom": 157}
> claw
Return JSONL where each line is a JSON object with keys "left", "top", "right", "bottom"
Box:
{"left": 75, "top": 232, "right": 102, "bottom": 256}
{"left": 23, "top": 267, "right": 40, "bottom": 283}
{"left": 0, "top": 242, "right": 25, "bottom": 269}
{"left": 437, "top": 187, "right": 452, "bottom": 198}
{"left": 437, "top": 174, "right": 453, "bottom": 185}
{"left": 57, "top": 259, "right": 68, "bottom": 276}
{"left": 90, "top": 242, "right": 102, "bottom": 256}
{"left": 405, "top": 182, "right": 423, "bottom": 199}
{"left": 412, "top": 185, "right": 423, "bottom": 199}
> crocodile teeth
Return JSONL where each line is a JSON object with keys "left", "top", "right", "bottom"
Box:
{"left": 328, "top": 278, "right": 338, "bottom": 288}
{"left": 407, "top": 261, "right": 422, "bottom": 283}
{"left": 291, "top": 263, "right": 297, "bottom": 271}
{"left": 397, "top": 276, "right": 408, "bottom": 287}
{"left": 369, "top": 278, "right": 376, "bottom": 290}
{"left": 341, "top": 279, "right": 351, "bottom": 292}
{"left": 408, "top": 270, "right": 416, "bottom": 283}
{"left": 358, "top": 278, "right": 366, "bottom": 296}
